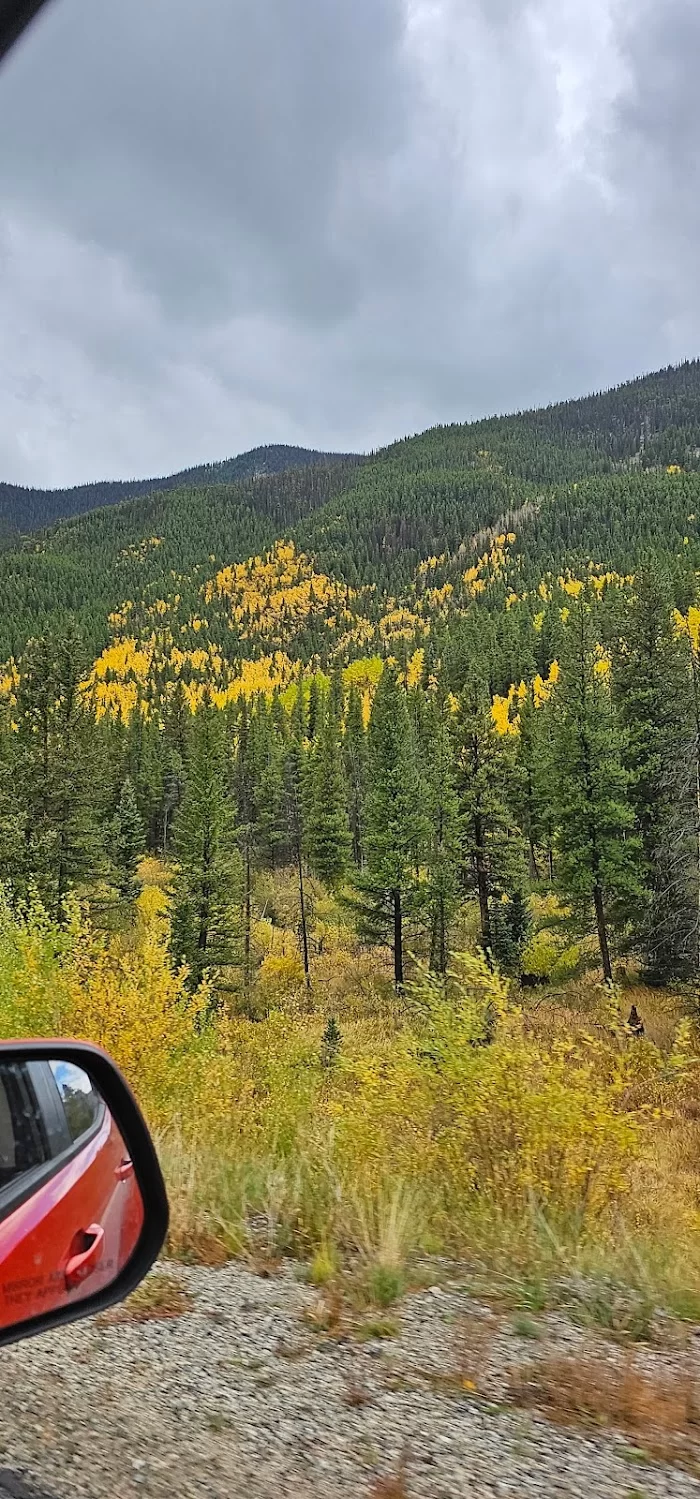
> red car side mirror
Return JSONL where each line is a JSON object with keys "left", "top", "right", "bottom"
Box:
{"left": 0, "top": 1041, "right": 169, "bottom": 1347}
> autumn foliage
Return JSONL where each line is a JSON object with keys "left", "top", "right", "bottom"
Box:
{"left": 1, "top": 871, "right": 699, "bottom": 1307}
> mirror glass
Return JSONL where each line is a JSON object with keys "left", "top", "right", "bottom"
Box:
{"left": 0, "top": 1058, "right": 144, "bottom": 1330}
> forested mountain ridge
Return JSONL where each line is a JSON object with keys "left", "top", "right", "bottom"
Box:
{"left": 2, "top": 355, "right": 700, "bottom": 1002}
{"left": 387, "top": 358, "right": 700, "bottom": 478}
{"left": 3, "top": 359, "right": 700, "bottom": 662}
{"left": 0, "top": 442, "right": 360, "bottom": 537}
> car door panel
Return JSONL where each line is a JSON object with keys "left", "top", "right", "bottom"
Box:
{"left": 0, "top": 1107, "right": 144, "bottom": 1328}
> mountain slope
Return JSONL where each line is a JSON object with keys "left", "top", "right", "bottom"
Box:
{"left": 2, "top": 360, "right": 700, "bottom": 670}
{"left": 0, "top": 443, "right": 360, "bottom": 536}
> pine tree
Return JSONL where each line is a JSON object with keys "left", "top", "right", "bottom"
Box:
{"left": 423, "top": 699, "right": 462, "bottom": 973}
{"left": 161, "top": 680, "right": 190, "bottom": 855}
{"left": 553, "top": 594, "right": 643, "bottom": 981}
{"left": 0, "top": 699, "right": 28, "bottom": 896}
{"left": 111, "top": 776, "right": 145, "bottom": 904}
{"left": 455, "top": 674, "right": 528, "bottom": 961}
{"left": 123, "top": 705, "right": 164, "bottom": 847}
{"left": 251, "top": 700, "right": 287, "bottom": 869}
{"left": 282, "top": 732, "right": 311, "bottom": 991}
{"left": 354, "top": 665, "right": 427, "bottom": 988}
{"left": 307, "top": 677, "right": 323, "bottom": 740}
{"left": 164, "top": 678, "right": 191, "bottom": 764}
{"left": 0, "top": 629, "right": 105, "bottom": 914}
{"left": 171, "top": 697, "right": 242, "bottom": 992}
{"left": 344, "top": 684, "right": 368, "bottom": 867}
{"left": 306, "top": 705, "right": 351, "bottom": 889}
{"left": 233, "top": 698, "right": 257, "bottom": 997}
{"left": 320, "top": 1015, "right": 342, "bottom": 1070}
{"left": 489, "top": 888, "right": 532, "bottom": 975}
{"left": 328, "top": 664, "right": 344, "bottom": 724}
{"left": 612, "top": 568, "right": 698, "bottom": 981}
{"left": 670, "top": 601, "right": 700, "bottom": 980}
{"left": 515, "top": 685, "right": 557, "bottom": 881}
{"left": 160, "top": 747, "right": 184, "bottom": 857}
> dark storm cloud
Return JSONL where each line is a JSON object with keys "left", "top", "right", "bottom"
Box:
{"left": 0, "top": 0, "right": 696, "bottom": 486}
{"left": 608, "top": 0, "right": 700, "bottom": 333}
{"left": 0, "top": 0, "right": 412, "bottom": 320}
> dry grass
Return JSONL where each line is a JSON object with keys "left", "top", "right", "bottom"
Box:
{"left": 522, "top": 976, "right": 685, "bottom": 1052}
{"left": 418, "top": 1308, "right": 500, "bottom": 1399}
{"left": 302, "top": 1282, "right": 401, "bottom": 1345}
{"left": 302, "top": 1286, "right": 348, "bottom": 1338}
{"left": 455, "top": 1309, "right": 500, "bottom": 1393}
{"left": 158, "top": 1115, "right": 700, "bottom": 1334}
{"left": 508, "top": 1347, "right": 700, "bottom": 1465}
{"left": 368, "top": 1454, "right": 410, "bottom": 1498}
{"left": 156, "top": 1130, "right": 242, "bottom": 1265}
{"left": 343, "top": 1376, "right": 374, "bottom": 1407}
{"left": 99, "top": 1270, "right": 193, "bottom": 1325}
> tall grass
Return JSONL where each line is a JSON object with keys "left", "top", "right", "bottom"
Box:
{"left": 2, "top": 886, "right": 700, "bottom": 1314}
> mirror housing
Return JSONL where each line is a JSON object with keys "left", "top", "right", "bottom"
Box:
{"left": 0, "top": 0, "right": 54, "bottom": 65}
{"left": 0, "top": 1040, "right": 169, "bottom": 1348}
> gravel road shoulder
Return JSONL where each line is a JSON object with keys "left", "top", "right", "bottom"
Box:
{"left": 0, "top": 1261, "right": 698, "bottom": 1499}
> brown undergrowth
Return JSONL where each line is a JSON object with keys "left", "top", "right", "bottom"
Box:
{"left": 99, "top": 1270, "right": 193, "bottom": 1325}
{"left": 508, "top": 1347, "right": 700, "bottom": 1468}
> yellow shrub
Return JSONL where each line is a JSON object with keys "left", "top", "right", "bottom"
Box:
{"left": 0, "top": 892, "right": 210, "bottom": 1128}
{"left": 521, "top": 928, "right": 581, "bottom": 982}
{"left": 325, "top": 954, "right": 640, "bottom": 1226}
{"left": 0, "top": 896, "right": 693, "bottom": 1285}
{"left": 257, "top": 952, "right": 306, "bottom": 1001}
{"left": 137, "top": 857, "right": 172, "bottom": 892}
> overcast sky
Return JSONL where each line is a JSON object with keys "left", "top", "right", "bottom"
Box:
{"left": 0, "top": 0, "right": 697, "bottom": 487}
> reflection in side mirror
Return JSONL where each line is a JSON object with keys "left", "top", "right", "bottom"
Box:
{"left": 0, "top": 1043, "right": 168, "bottom": 1347}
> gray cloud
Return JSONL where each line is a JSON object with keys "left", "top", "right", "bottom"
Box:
{"left": 0, "top": 0, "right": 696, "bottom": 486}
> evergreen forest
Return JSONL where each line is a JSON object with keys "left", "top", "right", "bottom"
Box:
{"left": 3, "top": 359, "right": 700, "bottom": 1305}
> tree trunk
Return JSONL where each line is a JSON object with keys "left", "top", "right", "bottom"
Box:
{"left": 393, "top": 887, "right": 404, "bottom": 989}
{"left": 56, "top": 823, "right": 68, "bottom": 919}
{"left": 695, "top": 750, "right": 700, "bottom": 976}
{"left": 473, "top": 814, "right": 492, "bottom": 954}
{"left": 691, "top": 653, "right": 700, "bottom": 976}
{"left": 351, "top": 794, "right": 363, "bottom": 868}
{"left": 430, "top": 893, "right": 447, "bottom": 975}
{"left": 526, "top": 769, "right": 540, "bottom": 879}
{"left": 197, "top": 884, "right": 210, "bottom": 957}
{"left": 296, "top": 837, "right": 311, "bottom": 992}
{"left": 438, "top": 896, "right": 447, "bottom": 974}
{"left": 243, "top": 834, "right": 252, "bottom": 996}
{"left": 593, "top": 881, "right": 613, "bottom": 982}
{"left": 578, "top": 680, "right": 612, "bottom": 984}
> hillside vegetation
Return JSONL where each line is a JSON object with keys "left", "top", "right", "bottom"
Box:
{"left": 2, "top": 360, "right": 700, "bottom": 1310}
{"left": 0, "top": 442, "right": 359, "bottom": 538}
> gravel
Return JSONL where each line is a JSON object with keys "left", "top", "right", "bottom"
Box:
{"left": 0, "top": 1476, "right": 57, "bottom": 1499}
{"left": 0, "top": 1260, "right": 698, "bottom": 1499}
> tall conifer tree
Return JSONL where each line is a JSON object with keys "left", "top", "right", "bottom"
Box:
{"left": 306, "top": 703, "right": 351, "bottom": 889}
{"left": 354, "top": 665, "right": 427, "bottom": 988}
{"left": 0, "top": 629, "right": 105, "bottom": 914}
{"left": 344, "top": 685, "right": 368, "bottom": 867}
{"left": 455, "top": 674, "right": 527, "bottom": 962}
{"left": 111, "top": 776, "right": 145, "bottom": 905}
{"left": 612, "top": 569, "right": 699, "bottom": 981}
{"left": 171, "top": 697, "right": 241, "bottom": 992}
{"left": 553, "top": 594, "right": 642, "bottom": 981}
{"left": 423, "top": 699, "right": 462, "bottom": 973}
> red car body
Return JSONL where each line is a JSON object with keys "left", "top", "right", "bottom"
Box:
{"left": 0, "top": 1084, "right": 143, "bottom": 1329}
